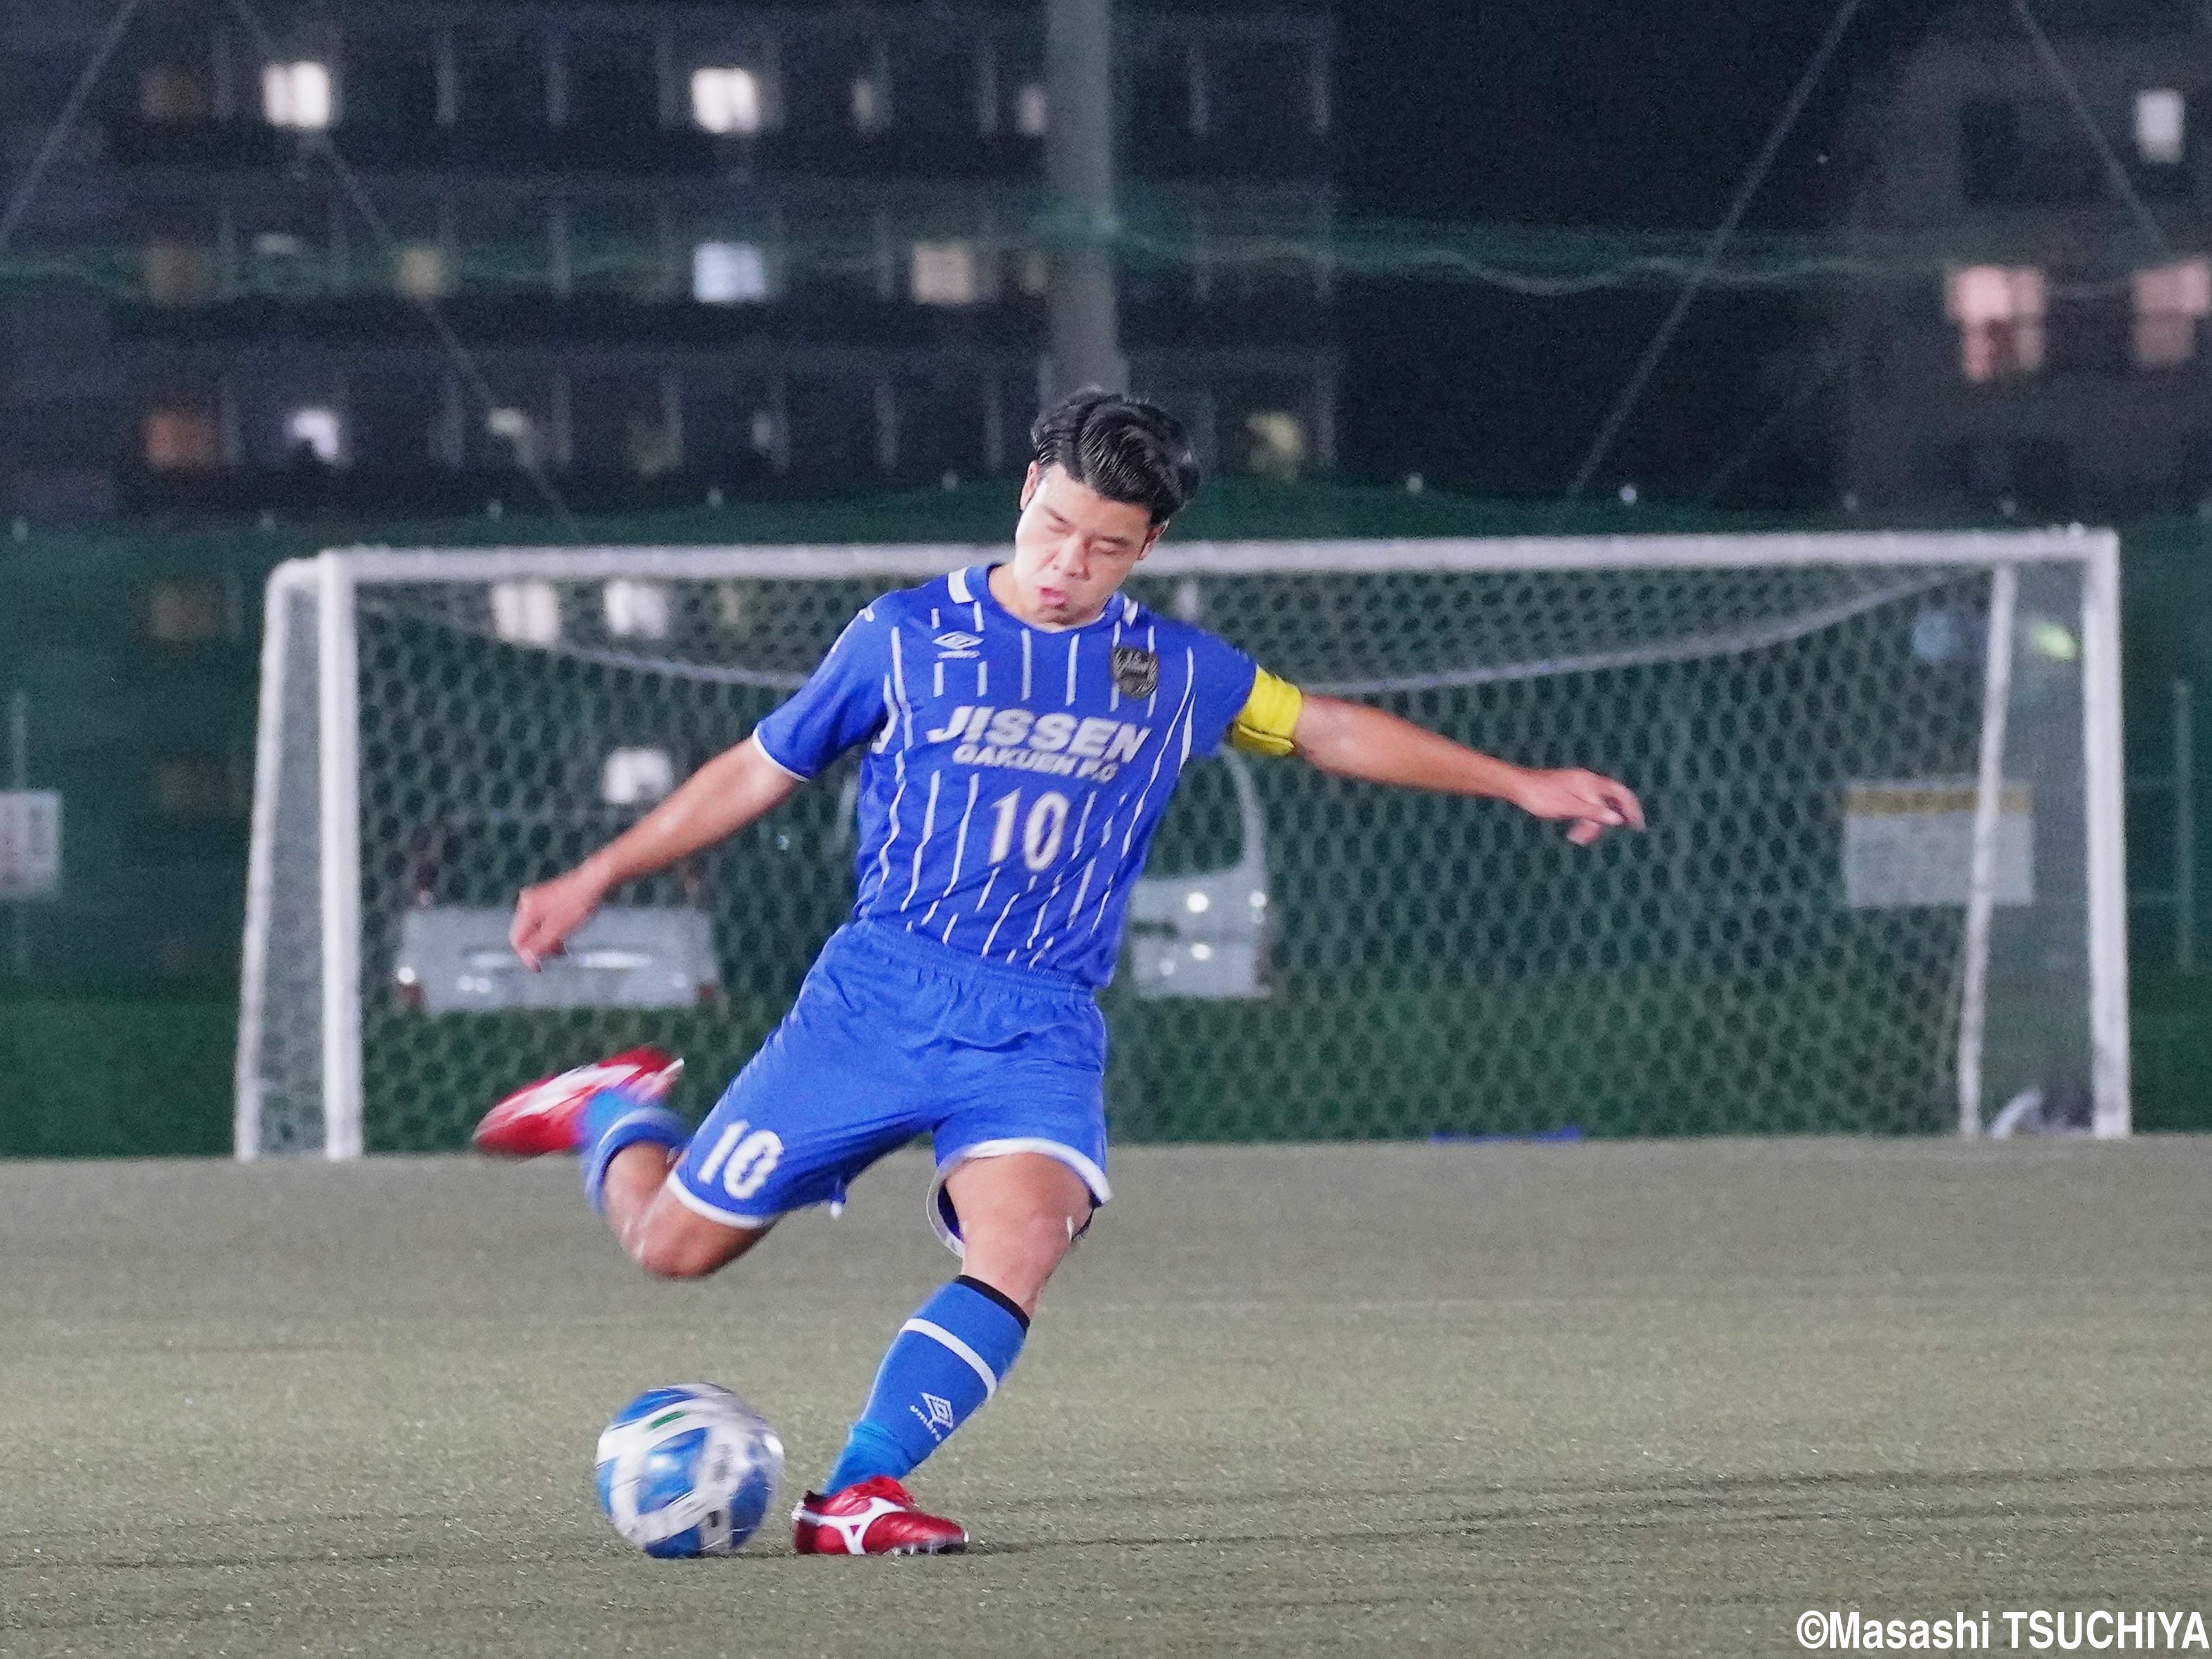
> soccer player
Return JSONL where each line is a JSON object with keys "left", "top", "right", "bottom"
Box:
{"left": 476, "top": 391, "right": 1644, "bottom": 1556}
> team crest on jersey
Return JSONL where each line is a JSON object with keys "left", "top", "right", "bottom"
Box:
{"left": 932, "top": 630, "right": 982, "bottom": 659}
{"left": 1112, "top": 645, "right": 1159, "bottom": 699}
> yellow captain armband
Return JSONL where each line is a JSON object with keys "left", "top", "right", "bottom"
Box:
{"left": 1227, "top": 667, "right": 1304, "bottom": 758}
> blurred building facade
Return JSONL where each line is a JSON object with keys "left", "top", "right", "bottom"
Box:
{"left": 0, "top": 0, "right": 1331, "bottom": 988}
{"left": 0, "top": 0, "right": 1335, "bottom": 523}
{"left": 1840, "top": 0, "right": 2212, "bottom": 516}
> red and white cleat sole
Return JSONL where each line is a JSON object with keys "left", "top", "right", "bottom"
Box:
{"left": 792, "top": 1477, "right": 968, "bottom": 1557}
{"left": 470, "top": 1046, "right": 683, "bottom": 1158}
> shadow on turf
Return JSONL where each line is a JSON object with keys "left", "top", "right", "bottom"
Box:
{"left": 962, "top": 1463, "right": 2212, "bottom": 1557}
{"left": 23, "top": 1465, "right": 2207, "bottom": 1573}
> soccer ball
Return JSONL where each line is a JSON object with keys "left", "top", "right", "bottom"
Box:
{"left": 594, "top": 1383, "right": 785, "bottom": 1557}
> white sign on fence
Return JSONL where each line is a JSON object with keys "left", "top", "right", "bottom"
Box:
{"left": 1843, "top": 780, "right": 2032, "bottom": 909}
{"left": 0, "top": 791, "right": 61, "bottom": 898}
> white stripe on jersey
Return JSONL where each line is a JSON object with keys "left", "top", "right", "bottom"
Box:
{"left": 1093, "top": 646, "right": 1197, "bottom": 935}
{"left": 902, "top": 771, "right": 942, "bottom": 909}
{"left": 1108, "top": 618, "right": 1123, "bottom": 712}
{"left": 1059, "top": 851, "right": 1098, "bottom": 946}
{"left": 1145, "top": 624, "right": 1159, "bottom": 717}
{"left": 1065, "top": 635, "right": 1079, "bottom": 704}
{"left": 870, "top": 674, "right": 897, "bottom": 754}
{"left": 933, "top": 660, "right": 943, "bottom": 698}
{"left": 1020, "top": 629, "right": 1032, "bottom": 699}
{"left": 919, "top": 785, "right": 971, "bottom": 929}
{"left": 888, "top": 627, "right": 915, "bottom": 750}
{"left": 1023, "top": 792, "right": 1097, "bottom": 953}
{"left": 935, "top": 775, "right": 980, "bottom": 900}
{"left": 871, "top": 761, "right": 907, "bottom": 907}
{"left": 1118, "top": 646, "right": 1196, "bottom": 862}
{"left": 981, "top": 877, "right": 1030, "bottom": 957}
{"left": 945, "top": 865, "right": 999, "bottom": 947}
{"left": 975, "top": 659, "right": 988, "bottom": 698}
{"left": 867, "top": 631, "right": 918, "bottom": 906}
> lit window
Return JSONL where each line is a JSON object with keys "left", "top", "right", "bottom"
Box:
{"left": 485, "top": 407, "right": 538, "bottom": 469}
{"left": 261, "top": 61, "right": 333, "bottom": 130}
{"left": 604, "top": 579, "right": 672, "bottom": 640}
{"left": 625, "top": 415, "right": 679, "bottom": 480}
{"left": 144, "top": 408, "right": 220, "bottom": 471}
{"left": 911, "top": 241, "right": 980, "bottom": 305}
{"left": 286, "top": 408, "right": 342, "bottom": 464}
{"left": 491, "top": 579, "right": 560, "bottom": 646}
{"left": 749, "top": 410, "right": 778, "bottom": 453}
{"left": 851, "top": 76, "right": 886, "bottom": 133}
{"left": 1245, "top": 411, "right": 1306, "bottom": 483}
{"left": 691, "top": 67, "right": 762, "bottom": 135}
{"left": 2133, "top": 258, "right": 2211, "bottom": 367}
{"left": 692, "top": 241, "right": 768, "bottom": 304}
{"left": 1016, "top": 83, "right": 1048, "bottom": 136}
{"left": 601, "top": 747, "right": 676, "bottom": 806}
{"left": 1945, "top": 265, "right": 2046, "bottom": 382}
{"left": 142, "top": 241, "right": 218, "bottom": 307}
{"left": 394, "top": 245, "right": 449, "bottom": 300}
{"left": 1018, "top": 249, "right": 1050, "bottom": 296}
{"left": 2137, "top": 88, "right": 2185, "bottom": 165}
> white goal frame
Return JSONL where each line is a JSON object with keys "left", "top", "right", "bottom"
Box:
{"left": 236, "top": 528, "right": 2129, "bottom": 1159}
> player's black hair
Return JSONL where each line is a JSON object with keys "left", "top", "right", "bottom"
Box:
{"left": 1030, "top": 389, "right": 1201, "bottom": 526}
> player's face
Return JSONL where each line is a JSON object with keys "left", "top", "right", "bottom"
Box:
{"left": 999, "top": 463, "right": 1163, "bottom": 629}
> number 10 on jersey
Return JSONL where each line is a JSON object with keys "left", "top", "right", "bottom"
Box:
{"left": 989, "top": 789, "right": 1071, "bottom": 872}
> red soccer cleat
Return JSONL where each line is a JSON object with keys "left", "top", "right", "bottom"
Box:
{"left": 471, "top": 1047, "right": 684, "bottom": 1158}
{"left": 791, "top": 1477, "right": 968, "bottom": 1557}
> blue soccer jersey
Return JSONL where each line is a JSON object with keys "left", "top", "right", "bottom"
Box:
{"left": 752, "top": 565, "right": 1272, "bottom": 988}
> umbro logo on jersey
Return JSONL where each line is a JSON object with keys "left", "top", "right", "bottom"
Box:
{"left": 1112, "top": 645, "right": 1159, "bottom": 699}
{"left": 932, "top": 631, "right": 982, "bottom": 658}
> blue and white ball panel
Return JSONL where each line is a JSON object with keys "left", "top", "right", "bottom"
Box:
{"left": 669, "top": 919, "right": 1110, "bottom": 1248}
{"left": 594, "top": 1383, "right": 783, "bottom": 1558}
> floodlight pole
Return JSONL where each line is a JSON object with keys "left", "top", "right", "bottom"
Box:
{"left": 1044, "top": 0, "right": 1127, "bottom": 400}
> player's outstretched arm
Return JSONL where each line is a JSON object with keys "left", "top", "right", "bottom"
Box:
{"left": 510, "top": 735, "right": 801, "bottom": 968}
{"left": 1290, "top": 694, "right": 1644, "bottom": 848}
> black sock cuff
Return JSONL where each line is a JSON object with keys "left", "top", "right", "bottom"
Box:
{"left": 954, "top": 1274, "right": 1031, "bottom": 1333}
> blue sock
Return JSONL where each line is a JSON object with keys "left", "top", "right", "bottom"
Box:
{"left": 579, "top": 1088, "right": 688, "bottom": 1213}
{"left": 822, "top": 1277, "right": 1030, "bottom": 1493}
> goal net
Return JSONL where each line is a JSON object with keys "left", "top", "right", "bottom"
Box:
{"left": 237, "top": 532, "right": 2128, "bottom": 1159}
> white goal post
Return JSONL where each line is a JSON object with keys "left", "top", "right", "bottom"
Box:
{"left": 237, "top": 529, "right": 2128, "bottom": 1159}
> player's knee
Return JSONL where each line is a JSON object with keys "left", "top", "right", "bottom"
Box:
{"left": 636, "top": 1246, "right": 710, "bottom": 1281}
{"left": 628, "top": 1215, "right": 736, "bottom": 1281}
{"left": 971, "top": 1202, "right": 1087, "bottom": 1278}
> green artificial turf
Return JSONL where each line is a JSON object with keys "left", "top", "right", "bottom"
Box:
{"left": 3, "top": 1139, "right": 2210, "bottom": 1657}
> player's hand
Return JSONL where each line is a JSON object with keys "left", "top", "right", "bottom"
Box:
{"left": 1510, "top": 768, "right": 1646, "bottom": 847}
{"left": 510, "top": 866, "right": 608, "bottom": 971}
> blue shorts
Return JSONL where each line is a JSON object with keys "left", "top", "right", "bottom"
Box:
{"left": 669, "top": 920, "right": 1111, "bottom": 1255}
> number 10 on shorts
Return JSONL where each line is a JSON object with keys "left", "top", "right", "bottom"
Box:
{"left": 696, "top": 1121, "right": 785, "bottom": 1201}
